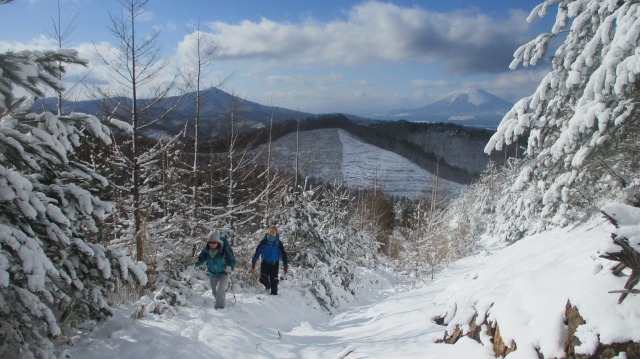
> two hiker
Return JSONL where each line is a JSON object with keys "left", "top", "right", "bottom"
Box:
{"left": 195, "top": 225, "right": 288, "bottom": 309}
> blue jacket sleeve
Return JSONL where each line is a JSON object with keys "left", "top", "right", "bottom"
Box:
{"left": 252, "top": 239, "right": 265, "bottom": 264}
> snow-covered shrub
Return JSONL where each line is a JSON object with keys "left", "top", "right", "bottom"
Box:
{"left": 396, "top": 196, "right": 450, "bottom": 279}
{"left": 480, "top": 159, "right": 545, "bottom": 245}
{"left": 269, "top": 181, "right": 379, "bottom": 312}
{"left": 446, "top": 164, "right": 499, "bottom": 250}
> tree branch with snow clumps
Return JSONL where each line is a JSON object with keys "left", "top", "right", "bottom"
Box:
{"left": 0, "top": 49, "right": 87, "bottom": 114}
{"left": 0, "top": 37, "right": 145, "bottom": 357}
{"left": 600, "top": 202, "right": 640, "bottom": 303}
{"left": 484, "top": 0, "right": 640, "bottom": 239}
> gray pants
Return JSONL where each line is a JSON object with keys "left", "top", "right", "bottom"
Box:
{"left": 209, "top": 275, "right": 230, "bottom": 309}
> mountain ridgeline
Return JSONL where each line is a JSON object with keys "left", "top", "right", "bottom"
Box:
{"left": 34, "top": 88, "right": 311, "bottom": 140}
{"left": 200, "top": 114, "right": 519, "bottom": 185}
{"left": 35, "top": 88, "right": 520, "bottom": 186}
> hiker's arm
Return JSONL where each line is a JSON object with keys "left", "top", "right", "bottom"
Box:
{"left": 252, "top": 242, "right": 264, "bottom": 265}
{"left": 279, "top": 242, "right": 288, "bottom": 268}
{"left": 195, "top": 249, "right": 207, "bottom": 267}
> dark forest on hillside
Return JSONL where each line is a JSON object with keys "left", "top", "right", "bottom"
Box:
{"left": 195, "top": 114, "right": 522, "bottom": 184}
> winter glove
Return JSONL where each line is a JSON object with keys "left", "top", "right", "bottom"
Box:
{"left": 284, "top": 266, "right": 288, "bottom": 274}
{"left": 224, "top": 266, "right": 232, "bottom": 274}
{"left": 251, "top": 262, "right": 256, "bottom": 270}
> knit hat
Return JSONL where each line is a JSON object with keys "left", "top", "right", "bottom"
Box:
{"left": 207, "top": 230, "right": 222, "bottom": 245}
{"left": 268, "top": 225, "right": 278, "bottom": 233}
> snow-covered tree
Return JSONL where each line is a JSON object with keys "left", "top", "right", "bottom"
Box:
{"left": 269, "top": 181, "right": 379, "bottom": 311}
{"left": 485, "top": 0, "right": 640, "bottom": 240}
{"left": 181, "top": 23, "right": 220, "bottom": 217}
{"left": 0, "top": 48, "right": 146, "bottom": 358}
{"left": 396, "top": 196, "right": 449, "bottom": 279}
{"left": 446, "top": 161, "right": 521, "bottom": 248}
{"left": 0, "top": 50, "right": 84, "bottom": 115}
{"left": 314, "top": 184, "right": 365, "bottom": 304}
{"left": 271, "top": 180, "right": 320, "bottom": 255}
{"left": 133, "top": 136, "right": 193, "bottom": 268}
{"left": 94, "top": 0, "right": 181, "bottom": 262}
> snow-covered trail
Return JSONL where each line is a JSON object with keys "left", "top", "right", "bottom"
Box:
{"left": 59, "top": 260, "right": 490, "bottom": 359}
{"left": 270, "top": 270, "right": 492, "bottom": 359}
{"left": 60, "top": 220, "right": 639, "bottom": 359}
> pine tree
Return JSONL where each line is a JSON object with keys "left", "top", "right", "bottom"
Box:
{"left": 485, "top": 0, "right": 640, "bottom": 239}
{"left": 0, "top": 48, "right": 146, "bottom": 358}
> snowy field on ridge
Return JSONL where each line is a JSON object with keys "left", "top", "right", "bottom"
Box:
{"left": 261, "top": 128, "right": 461, "bottom": 198}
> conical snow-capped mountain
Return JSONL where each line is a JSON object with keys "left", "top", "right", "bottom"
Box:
{"left": 382, "top": 88, "right": 513, "bottom": 129}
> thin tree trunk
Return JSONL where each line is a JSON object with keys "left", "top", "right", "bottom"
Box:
{"left": 265, "top": 107, "right": 274, "bottom": 224}
{"left": 129, "top": 1, "right": 143, "bottom": 262}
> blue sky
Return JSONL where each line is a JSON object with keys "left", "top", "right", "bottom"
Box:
{"left": 1, "top": 0, "right": 555, "bottom": 116}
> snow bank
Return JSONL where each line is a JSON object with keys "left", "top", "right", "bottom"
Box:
{"left": 439, "top": 219, "right": 639, "bottom": 358}
{"left": 58, "top": 220, "right": 638, "bottom": 358}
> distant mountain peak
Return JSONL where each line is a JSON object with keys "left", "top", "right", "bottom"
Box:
{"left": 381, "top": 88, "right": 513, "bottom": 129}
{"left": 446, "top": 88, "right": 494, "bottom": 106}
{"left": 33, "top": 88, "right": 312, "bottom": 140}
{"left": 439, "top": 88, "right": 500, "bottom": 106}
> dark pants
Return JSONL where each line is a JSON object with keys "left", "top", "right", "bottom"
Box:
{"left": 259, "top": 262, "right": 279, "bottom": 295}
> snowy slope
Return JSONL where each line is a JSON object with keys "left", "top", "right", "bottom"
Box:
{"left": 264, "top": 128, "right": 461, "bottom": 198}
{"left": 58, "top": 218, "right": 639, "bottom": 358}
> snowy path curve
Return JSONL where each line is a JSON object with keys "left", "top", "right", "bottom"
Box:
{"left": 60, "top": 221, "right": 639, "bottom": 359}
{"left": 59, "top": 263, "right": 490, "bottom": 359}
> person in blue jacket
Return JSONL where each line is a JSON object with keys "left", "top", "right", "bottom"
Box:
{"left": 195, "top": 230, "right": 236, "bottom": 309}
{"left": 251, "top": 225, "right": 288, "bottom": 295}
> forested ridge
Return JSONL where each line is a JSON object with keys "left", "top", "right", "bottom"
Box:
{"left": 198, "top": 113, "right": 503, "bottom": 185}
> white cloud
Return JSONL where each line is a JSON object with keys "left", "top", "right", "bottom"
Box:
{"left": 410, "top": 79, "right": 452, "bottom": 89}
{"left": 153, "top": 20, "right": 177, "bottom": 33}
{"left": 193, "top": 2, "right": 533, "bottom": 75}
{"left": 0, "top": 35, "right": 56, "bottom": 52}
{"left": 137, "top": 9, "right": 154, "bottom": 22}
{"left": 265, "top": 75, "right": 311, "bottom": 86}
{"left": 2, "top": 2, "right": 551, "bottom": 115}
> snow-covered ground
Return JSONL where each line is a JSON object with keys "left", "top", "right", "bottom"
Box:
{"left": 338, "top": 129, "right": 460, "bottom": 198}
{"left": 263, "top": 128, "right": 461, "bottom": 198}
{"left": 58, "top": 217, "right": 639, "bottom": 358}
